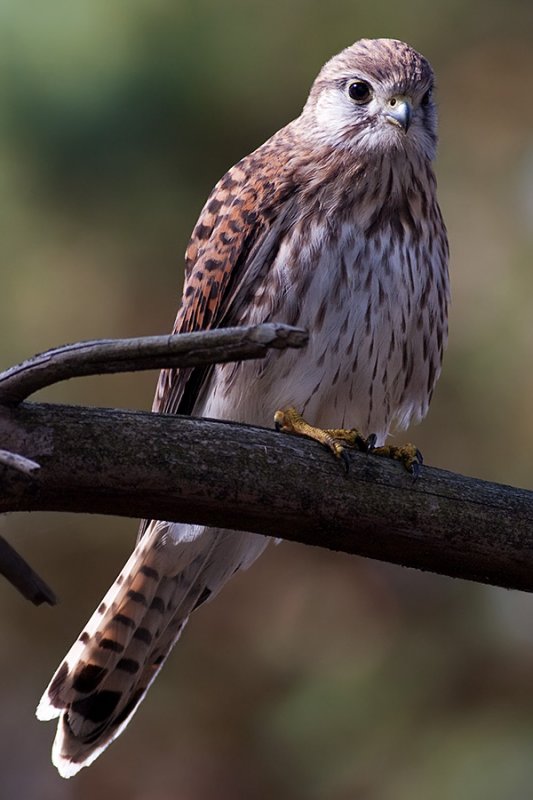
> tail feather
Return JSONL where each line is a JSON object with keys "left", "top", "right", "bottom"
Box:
{"left": 36, "top": 524, "right": 218, "bottom": 778}
{"left": 37, "top": 524, "right": 269, "bottom": 778}
{"left": 49, "top": 589, "right": 191, "bottom": 778}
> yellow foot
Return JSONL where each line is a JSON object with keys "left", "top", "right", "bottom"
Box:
{"left": 369, "top": 439, "right": 423, "bottom": 477}
{"left": 274, "top": 407, "right": 369, "bottom": 471}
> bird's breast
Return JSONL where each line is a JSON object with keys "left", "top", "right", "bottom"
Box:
{"left": 203, "top": 213, "right": 447, "bottom": 442}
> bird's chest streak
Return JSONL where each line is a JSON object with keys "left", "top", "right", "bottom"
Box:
{"left": 208, "top": 227, "right": 437, "bottom": 439}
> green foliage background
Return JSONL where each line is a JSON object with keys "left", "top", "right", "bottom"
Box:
{"left": 0, "top": 2, "right": 532, "bottom": 798}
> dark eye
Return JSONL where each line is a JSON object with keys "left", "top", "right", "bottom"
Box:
{"left": 421, "top": 89, "right": 432, "bottom": 107}
{"left": 348, "top": 80, "right": 372, "bottom": 104}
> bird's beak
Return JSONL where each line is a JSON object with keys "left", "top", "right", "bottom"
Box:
{"left": 385, "top": 96, "right": 412, "bottom": 132}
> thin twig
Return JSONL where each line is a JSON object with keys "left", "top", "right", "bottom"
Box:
{"left": 0, "top": 324, "right": 308, "bottom": 406}
{"left": 0, "top": 536, "right": 57, "bottom": 606}
{"left": 0, "top": 449, "right": 41, "bottom": 475}
{"left": 0, "top": 323, "right": 307, "bottom": 603}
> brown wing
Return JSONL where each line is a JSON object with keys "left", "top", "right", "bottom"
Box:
{"left": 153, "top": 139, "right": 296, "bottom": 416}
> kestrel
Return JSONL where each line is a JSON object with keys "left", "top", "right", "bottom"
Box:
{"left": 37, "top": 38, "right": 449, "bottom": 777}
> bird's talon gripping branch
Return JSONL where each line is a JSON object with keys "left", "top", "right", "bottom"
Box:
{"left": 274, "top": 407, "right": 368, "bottom": 471}
{"left": 366, "top": 433, "right": 378, "bottom": 453}
{"left": 339, "top": 448, "right": 351, "bottom": 473}
{"left": 371, "top": 443, "right": 423, "bottom": 476}
{"left": 324, "top": 426, "right": 369, "bottom": 451}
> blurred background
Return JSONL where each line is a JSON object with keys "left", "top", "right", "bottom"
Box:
{"left": 0, "top": 1, "right": 532, "bottom": 798}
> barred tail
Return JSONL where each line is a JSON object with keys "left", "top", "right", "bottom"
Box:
{"left": 36, "top": 524, "right": 217, "bottom": 778}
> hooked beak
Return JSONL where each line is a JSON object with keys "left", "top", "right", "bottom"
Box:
{"left": 384, "top": 96, "right": 412, "bottom": 132}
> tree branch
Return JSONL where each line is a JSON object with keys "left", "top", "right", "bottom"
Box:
{"left": 0, "top": 448, "right": 40, "bottom": 475}
{"left": 0, "top": 323, "right": 308, "bottom": 405}
{"left": 2, "top": 402, "right": 533, "bottom": 594}
{"left": 0, "top": 536, "right": 57, "bottom": 606}
{"left": 0, "top": 323, "right": 307, "bottom": 603}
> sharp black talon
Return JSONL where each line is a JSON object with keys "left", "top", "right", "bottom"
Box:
{"left": 416, "top": 448, "right": 424, "bottom": 465}
{"left": 410, "top": 460, "right": 422, "bottom": 480}
{"left": 365, "top": 433, "right": 377, "bottom": 452}
{"left": 274, "top": 421, "right": 282, "bottom": 432}
{"left": 340, "top": 448, "right": 351, "bottom": 473}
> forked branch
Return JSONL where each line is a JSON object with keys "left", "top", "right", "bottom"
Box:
{"left": 0, "top": 324, "right": 307, "bottom": 603}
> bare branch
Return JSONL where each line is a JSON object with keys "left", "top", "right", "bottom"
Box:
{"left": 1, "top": 401, "right": 533, "bottom": 594}
{"left": 0, "top": 323, "right": 306, "bottom": 603}
{"left": 0, "top": 535, "right": 56, "bottom": 606}
{"left": 0, "top": 449, "right": 40, "bottom": 475}
{"left": 0, "top": 323, "right": 308, "bottom": 406}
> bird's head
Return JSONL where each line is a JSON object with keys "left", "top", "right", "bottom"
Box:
{"left": 302, "top": 38, "right": 437, "bottom": 161}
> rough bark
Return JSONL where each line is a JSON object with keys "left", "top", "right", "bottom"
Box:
{"left": 2, "top": 401, "right": 533, "bottom": 594}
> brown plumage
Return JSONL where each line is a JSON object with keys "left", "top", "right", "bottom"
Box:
{"left": 37, "top": 38, "right": 449, "bottom": 777}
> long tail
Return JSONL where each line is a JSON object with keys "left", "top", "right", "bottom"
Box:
{"left": 36, "top": 523, "right": 223, "bottom": 778}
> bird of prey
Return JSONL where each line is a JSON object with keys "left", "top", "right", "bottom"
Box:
{"left": 37, "top": 37, "right": 449, "bottom": 777}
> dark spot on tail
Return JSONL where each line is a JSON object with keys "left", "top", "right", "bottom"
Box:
{"left": 79, "top": 632, "right": 90, "bottom": 644}
{"left": 127, "top": 589, "right": 147, "bottom": 605}
{"left": 150, "top": 596, "right": 165, "bottom": 613}
{"left": 133, "top": 627, "right": 153, "bottom": 645}
{"left": 153, "top": 654, "right": 165, "bottom": 666}
{"left": 72, "top": 664, "right": 108, "bottom": 693}
{"left": 99, "top": 638, "right": 124, "bottom": 653}
{"left": 116, "top": 657, "right": 140, "bottom": 674}
{"left": 71, "top": 690, "right": 121, "bottom": 724}
{"left": 48, "top": 662, "right": 69, "bottom": 701}
{"left": 113, "top": 613, "right": 136, "bottom": 629}
{"left": 139, "top": 565, "right": 160, "bottom": 581}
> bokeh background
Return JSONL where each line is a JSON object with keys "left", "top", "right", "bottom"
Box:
{"left": 0, "top": 1, "right": 532, "bottom": 798}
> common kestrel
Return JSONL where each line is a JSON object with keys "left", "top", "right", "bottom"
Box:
{"left": 37, "top": 37, "right": 449, "bottom": 777}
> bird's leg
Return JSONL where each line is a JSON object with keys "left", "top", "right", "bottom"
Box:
{"left": 274, "top": 407, "right": 369, "bottom": 471}
{"left": 368, "top": 438, "right": 423, "bottom": 477}
{"left": 274, "top": 408, "right": 423, "bottom": 477}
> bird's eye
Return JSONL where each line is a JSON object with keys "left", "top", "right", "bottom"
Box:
{"left": 421, "top": 89, "right": 432, "bottom": 107}
{"left": 348, "top": 80, "right": 372, "bottom": 104}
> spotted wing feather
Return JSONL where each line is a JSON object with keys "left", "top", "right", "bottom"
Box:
{"left": 153, "top": 143, "right": 295, "bottom": 417}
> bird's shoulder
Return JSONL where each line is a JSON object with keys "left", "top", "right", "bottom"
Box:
{"left": 184, "top": 125, "right": 301, "bottom": 276}
{"left": 153, "top": 124, "right": 303, "bottom": 415}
